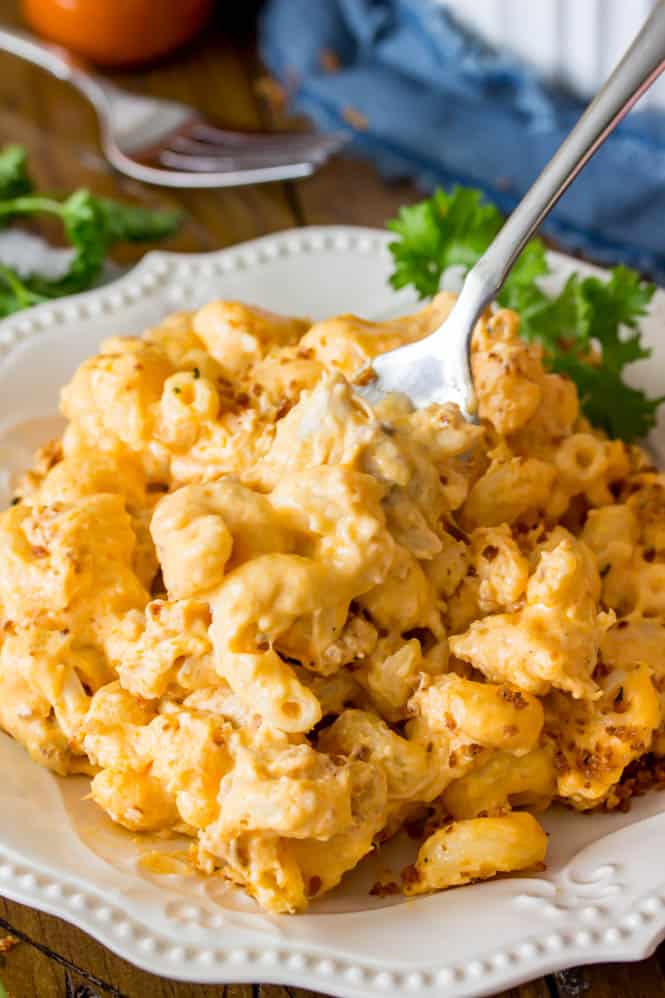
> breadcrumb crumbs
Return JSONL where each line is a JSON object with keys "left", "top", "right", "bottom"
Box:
{"left": 320, "top": 48, "right": 341, "bottom": 73}
{"left": 254, "top": 76, "right": 288, "bottom": 113}
{"left": 341, "top": 106, "right": 369, "bottom": 130}
{"left": 370, "top": 879, "right": 400, "bottom": 897}
{"left": 401, "top": 864, "right": 420, "bottom": 887}
{"left": 605, "top": 754, "right": 665, "bottom": 812}
{"left": 354, "top": 367, "right": 377, "bottom": 386}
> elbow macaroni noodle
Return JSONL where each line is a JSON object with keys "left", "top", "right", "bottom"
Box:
{"left": 1, "top": 293, "right": 664, "bottom": 912}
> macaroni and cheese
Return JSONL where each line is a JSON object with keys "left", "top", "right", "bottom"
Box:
{"left": 1, "top": 292, "right": 663, "bottom": 912}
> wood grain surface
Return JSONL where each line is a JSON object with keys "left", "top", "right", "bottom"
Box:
{"left": 0, "top": 1, "right": 664, "bottom": 995}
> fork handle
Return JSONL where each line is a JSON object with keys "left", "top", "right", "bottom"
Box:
{"left": 461, "top": 0, "right": 665, "bottom": 314}
{"left": 0, "top": 25, "right": 114, "bottom": 108}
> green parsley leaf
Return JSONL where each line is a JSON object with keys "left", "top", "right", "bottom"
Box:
{"left": 427, "top": 188, "right": 504, "bottom": 272}
{"left": 575, "top": 266, "right": 654, "bottom": 372}
{"left": 0, "top": 263, "right": 45, "bottom": 314}
{"left": 386, "top": 188, "right": 661, "bottom": 441}
{"left": 496, "top": 239, "right": 551, "bottom": 341}
{"left": 53, "top": 189, "right": 108, "bottom": 295}
{"left": 95, "top": 196, "right": 182, "bottom": 244}
{"left": 388, "top": 188, "right": 504, "bottom": 298}
{"left": 0, "top": 144, "right": 33, "bottom": 201}
{"left": 0, "top": 191, "right": 108, "bottom": 297}
{"left": 0, "top": 145, "right": 183, "bottom": 317}
{"left": 552, "top": 350, "right": 665, "bottom": 440}
{"left": 388, "top": 199, "right": 450, "bottom": 298}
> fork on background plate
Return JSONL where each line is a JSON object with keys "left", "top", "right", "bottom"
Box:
{"left": 0, "top": 25, "right": 348, "bottom": 188}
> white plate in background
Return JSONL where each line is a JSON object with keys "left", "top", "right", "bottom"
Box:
{"left": 1, "top": 227, "right": 665, "bottom": 997}
{"left": 440, "top": 0, "right": 665, "bottom": 111}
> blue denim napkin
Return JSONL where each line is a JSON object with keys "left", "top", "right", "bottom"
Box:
{"left": 259, "top": 0, "right": 665, "bottom": 279}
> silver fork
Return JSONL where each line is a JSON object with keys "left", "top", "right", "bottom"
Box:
{"left": 0, "top": 26, "right": 348, "bottom": 188}
{"left": 363, "top": 0, "right": 665, "bottom": 417}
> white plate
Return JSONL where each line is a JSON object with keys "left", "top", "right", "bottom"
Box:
{"left": 1, "top": 226, "right": 665, "bottom": 998}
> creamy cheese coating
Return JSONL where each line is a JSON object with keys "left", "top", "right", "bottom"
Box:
{"left": 1, "top": 294, "right": 664, "bottom": 912}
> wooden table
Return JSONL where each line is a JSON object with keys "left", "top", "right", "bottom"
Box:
{"left": 0, "top": 3, "right": 664, "bottom": 996}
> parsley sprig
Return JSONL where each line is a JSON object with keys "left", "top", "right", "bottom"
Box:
{"left": 388, "top": 188, "right": 663, "bottom": 441}
{"left": 0, "top": 145, "right": 182, "bottom": 317}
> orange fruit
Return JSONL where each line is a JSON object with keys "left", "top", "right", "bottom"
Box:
{"left": 22, "top": 0, "right": 215, "bottom": 67}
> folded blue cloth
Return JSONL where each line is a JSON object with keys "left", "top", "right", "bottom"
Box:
{"left": 259, "top": 0, "right": 665, "bottom": 279}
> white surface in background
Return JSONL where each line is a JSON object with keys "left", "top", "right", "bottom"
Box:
{"left": 0, "top": 229, "right": 72, "bottom": 278}
{"left": 0, "top": 229, "right": 123, "bottom": 283}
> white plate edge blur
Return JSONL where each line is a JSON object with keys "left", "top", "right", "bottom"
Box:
{"left": 0, "top": 225, "right": 665, "bottom": 998}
